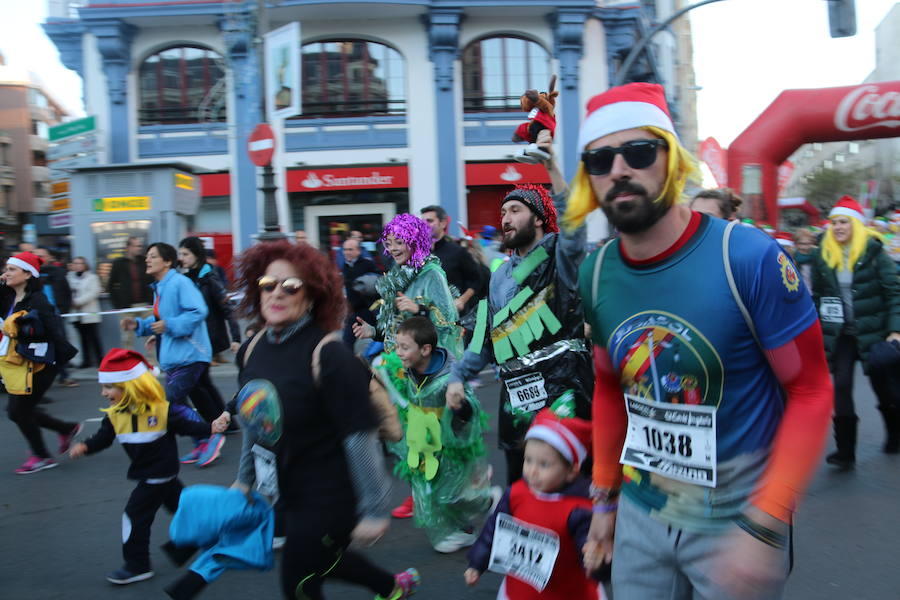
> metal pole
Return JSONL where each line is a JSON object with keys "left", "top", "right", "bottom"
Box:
{"left": 255, "top": 0, "right": 286, "bottom": 241}
{"left": 614, "top": 0, "right": 728, "bottom": 87}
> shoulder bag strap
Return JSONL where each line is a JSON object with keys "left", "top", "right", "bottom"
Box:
{"left": 722, "top": 220, "right": 763, "bottom": 352}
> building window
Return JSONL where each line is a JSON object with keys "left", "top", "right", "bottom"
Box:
{"left": 848, "top": 142, "right": 859, "bottom": 154}
{"left": 462, "top": 35, "right": 551, "bottom": 112}
{"left": 139, "top": 45, "right": 226, "bottom": 125}
{"left": 300, "top": 40, "right": 405, "bottom": 118}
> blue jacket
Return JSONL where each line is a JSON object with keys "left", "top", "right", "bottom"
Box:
{"left": 169, "top": 484, "right": 274, "bottom": 582}
{"left": 135, "top": 269, "right": 211, "bottom": 371}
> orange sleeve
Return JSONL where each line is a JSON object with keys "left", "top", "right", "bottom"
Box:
{"left": 591, "top": 346, "right": 628, "bottom": 490}
{"left": 751, "top": 320, "right": 832, "bottom": 523}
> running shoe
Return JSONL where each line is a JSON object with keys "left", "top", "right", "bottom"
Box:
{"left": 391, "top": 495, "right": 414, "bottom": 519}
{"left": 180, "top": 444, "right": 203, "bottom": 464}
{"left": 432, "top": 529, "right": 478, "bottom": 554}
{"left": 375, "top": 568, "right": 420, "bottom": 600}
{"left": 196, "top": 434, "right": 224, "bottom": 468}
{"left": 14, "top": 455, "right": 58, "bottom": 474}
{"left": 58, "top": 423, "right": 83, "bottom": 454}
{"left": 105, "top": 567, "right": 154, "bottom": 585}
{"left": 272, "top": 536, "right": 286, "bottom": 551}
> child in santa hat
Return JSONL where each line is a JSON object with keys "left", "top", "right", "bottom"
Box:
{"left": 464, "top": 403, "right": 608, "bottom": 599}
{"left": 69, "top": 348, "right": 224, "bottom": 586}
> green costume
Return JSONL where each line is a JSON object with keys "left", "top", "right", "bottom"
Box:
{"left": 375, "top": 350, "right": 493, "bottom": 548}
{"left": 375, "top": 256, "right": 462, "bottom": 357}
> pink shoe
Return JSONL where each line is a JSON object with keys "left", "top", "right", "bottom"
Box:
{"left": 58, "top": 423, "right": 83, "bottom": 454}
{"left": 15, "top": 455, "right": 58, "bottom": 474}
{"left": 376, "top": 568, "right": 420, "bottom": 600}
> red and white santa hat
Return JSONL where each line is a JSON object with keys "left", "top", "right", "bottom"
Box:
{"left": 578, "top": 82, "right": 676, "bottom": 151}
{"left": 7, "top": 251, "right": 43, "bottom": 278}
{"left": 774, "top": 231, "right": 794, "bottom": 248}
{"left": 98, "top": 348, "right": 159, "bottom": 383}
{"left": 525, "top": 409, "right": 592, "bottom": 466}
{"left": 829, "top": 196, "right": 865, "bottom": 222}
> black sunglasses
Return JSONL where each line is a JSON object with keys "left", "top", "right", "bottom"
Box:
{"left": 257, "top": 276, "right": 303, "bottom": 295}
{"left": 581, "top": 139, "right": 668, "bottom": 176}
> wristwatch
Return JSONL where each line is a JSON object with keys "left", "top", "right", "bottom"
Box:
{"left": 589, "top": 484, "right": 620, "bottom": 505}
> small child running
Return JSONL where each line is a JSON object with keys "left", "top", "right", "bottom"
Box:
{"left": 378, "top": 316, "right": 496, "bottom": 553}
{"left": 69, "top": 349, "right": 223, "bottom": 585}
{"left": 465, "top": 406, "right": 608, "bottom": 599}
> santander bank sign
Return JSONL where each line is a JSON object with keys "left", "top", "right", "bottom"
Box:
{"left": 835, "top": 84, "right": 900, "bottom": 133}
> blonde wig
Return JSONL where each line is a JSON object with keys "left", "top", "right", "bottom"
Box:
{"left": 101, "top": 370, "right": 166, "bottom": 415}
{"left": 563, "top": 126, "right": 700, "bottom": 231}
{"left": 820, "top": 216, "right": 882, "bottom": 272}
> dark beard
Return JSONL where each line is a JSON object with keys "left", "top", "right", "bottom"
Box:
{"left": 600, "top": 180, "right": 669, "bottom": 234}
{"left": 502, "top": 215, "right": 538, "bottom": 250}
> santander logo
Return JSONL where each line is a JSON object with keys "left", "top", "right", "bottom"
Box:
{"left": 835, "top": 84, "right": 900, "bottom": 132}
{"left": 301, "top": 172, "right": 324, "bottom": 188}
{"left": 500, "top": 165, "right": 523, "bottom": 182}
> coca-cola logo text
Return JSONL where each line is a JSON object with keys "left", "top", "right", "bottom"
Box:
{"left": 835, "top": 85, "right": 900, "bottom": 132}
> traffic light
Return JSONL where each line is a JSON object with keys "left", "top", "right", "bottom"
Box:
{"left": 828, "top": 0, "right": 856, "bottom": 38}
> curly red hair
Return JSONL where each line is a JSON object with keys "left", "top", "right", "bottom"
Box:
{"left": 233, "top": 240, "right": 345, "bottom": 332}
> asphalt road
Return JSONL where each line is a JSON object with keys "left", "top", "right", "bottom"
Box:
{"left": 1, "top": 364, "right": 898, "bottom": 599}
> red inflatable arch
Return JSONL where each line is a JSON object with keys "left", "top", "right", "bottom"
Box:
{"left": 726, "top": 81, "right": 900, "bottom": 223}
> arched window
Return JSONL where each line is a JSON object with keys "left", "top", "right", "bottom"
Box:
{"left": 300, "top": 40, "right": 405, "bottom": 118}
{"left": 139, "top": 45, "right": 226, "bottom": 125}
{"left": 462, "top": 36, "right": 551, "bottom": 112}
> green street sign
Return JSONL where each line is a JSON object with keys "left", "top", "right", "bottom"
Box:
{"left": 49, "top": 116, "right": 96, "bottom": 142}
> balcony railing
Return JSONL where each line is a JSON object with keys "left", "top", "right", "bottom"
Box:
{"left": 31, "top": 165, "right": 51, "bottom": 182}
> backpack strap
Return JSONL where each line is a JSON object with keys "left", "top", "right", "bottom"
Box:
{"left": 311, "top": 331, "right": 345, "bottom": 386}
{"left": 722, "top": 220, "right": 763, "bottom": 351}
{"left": 241, "top": 327, "right": 267, "bottom": 368}
{"left": 591, "top": 239, "right": 614, "bottom": 301}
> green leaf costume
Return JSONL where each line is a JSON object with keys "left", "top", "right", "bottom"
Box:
{"left": 375, "top": 351, "right": 493, "bottom": 548}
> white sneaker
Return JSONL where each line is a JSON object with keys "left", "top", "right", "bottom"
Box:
{"left": 433, "top": 530, "right": 478, "bottom": 554}
{"left": 272, "top": 536, "right": 286, "bottom": 550}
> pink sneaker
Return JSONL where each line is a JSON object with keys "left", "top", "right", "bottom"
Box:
{"left": 15, "top": 455, "right": 58, "bottom": 474}
{"left": 58, "top": 423, "right": 83, "bottom": 454}
{"left": 375, "top": 568, "right": 420, "bottom": 600}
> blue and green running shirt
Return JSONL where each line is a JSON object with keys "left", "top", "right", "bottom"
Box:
{"left": 579, "top": 213, "right": 818, "bottom": 531}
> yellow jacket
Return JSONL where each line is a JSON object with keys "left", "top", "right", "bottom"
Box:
{"left": 0, "top": 310, "right": 45, "bottom": 394}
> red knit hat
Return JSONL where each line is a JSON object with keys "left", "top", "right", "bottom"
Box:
{"left": 501, "top": 184, "right": 559, "bottom": 233}
{"left": 578, "top": 82, "right": 676, "bottom": 151}
{"left": 829, "top": 195, "right": 865, "bottom": 222}
{"left": 98, "top": 349, "right": 158, "bottom": 384}
{"left": 7, "top": 251, "right": 43, "bottom": 278}
{"left": 774, "top": 231, "right": 794, "bottom": 248}
{"left": 525, "top": 408, "right": 592, "bottom": 466}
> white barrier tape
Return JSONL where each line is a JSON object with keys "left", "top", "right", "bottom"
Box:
{"left": 60, "top": 306, "right": 152, "bottom": 319}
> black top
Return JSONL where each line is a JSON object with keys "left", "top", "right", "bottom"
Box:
{"left": 83, "top": 403, "right": 211, "bottom": 480}
{"left": 342, "top": 256, "right": 379, "bottom": 311}
{"left": 0, "top": 286, "right": 69, "bottom": 351}
{"left": 237, "top": 322, "right": 377, "bottom": 511}
{"left": 108, "top": 255, "right": 153, "bottom": 308}
{"left": 38, "top": 264, "right": 72, "bottom": 314}
{"left": 432, "top": 237, "right": 483, "bottom": 303}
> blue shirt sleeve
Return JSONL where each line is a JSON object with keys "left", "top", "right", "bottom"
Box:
{"left": 730, "top": 227, "right": 818, "bottom": 350}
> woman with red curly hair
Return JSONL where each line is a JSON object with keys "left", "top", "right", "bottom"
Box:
{"left": 211, "top": 241, "right": 420, "bottom": 600}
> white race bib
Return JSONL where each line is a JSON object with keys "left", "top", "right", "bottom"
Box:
{"left": 819, "top": 297, "right": 845, "bottom": 324}
{"left": 488, "top": 513, "right": 560, "bottom": 591}
{"left": 620, "top": 394, "right": 717, "bottom": 488}
{"left": 0, "top": 335, "right": 9, "bottom": 357}
{"left": 251, "top": 443, "right": 279, "bottom": 499}
{"left": 505, "top": 373, "right": 548, "bottom": 413}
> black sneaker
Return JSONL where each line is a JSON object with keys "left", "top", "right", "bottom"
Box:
{"left": 106, "top": 567, "right": 154, "bottom": 585}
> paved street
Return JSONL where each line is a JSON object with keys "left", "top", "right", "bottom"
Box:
{"left": 1, "top": 364, "right": 898, "bottom": 599}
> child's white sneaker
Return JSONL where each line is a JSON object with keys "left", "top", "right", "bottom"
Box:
{"left": 432, "top": 529, "right": 477, "bottom": 554}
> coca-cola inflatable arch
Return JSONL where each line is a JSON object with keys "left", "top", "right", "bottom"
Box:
{"left": 726, "top": 81, "right": 900, "bottom": 222}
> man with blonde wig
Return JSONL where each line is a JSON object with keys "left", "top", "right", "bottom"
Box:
{"left": 572, "top": 83, "right": 833, "bottom": 599}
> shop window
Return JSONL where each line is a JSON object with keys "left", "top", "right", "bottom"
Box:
{"left": 300, "top": 40, "right": 405, "bottom": 118}
{"left": 139, "top": 45, "right": 226, "bottom": 125}
{"left": 462, "top": 35, "right": 551, "bottom": 112}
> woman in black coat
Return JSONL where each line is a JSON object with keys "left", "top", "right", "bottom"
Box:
{"left": 811, "top": 197, "right": 900, "bottom": 467}
{"left": 1, "top": 252, "right": 81, "bottom": 474}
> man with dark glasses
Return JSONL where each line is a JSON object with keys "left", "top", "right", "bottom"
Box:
{"left": 569, "top": 83, "right": 831, "bottom": 600}
{"left": 446, "top": 128, "right": 594, "bottom": 487}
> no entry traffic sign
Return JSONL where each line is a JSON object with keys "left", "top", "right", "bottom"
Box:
{"left": 248, "top": 123, "right": 276, "bottom": 167}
